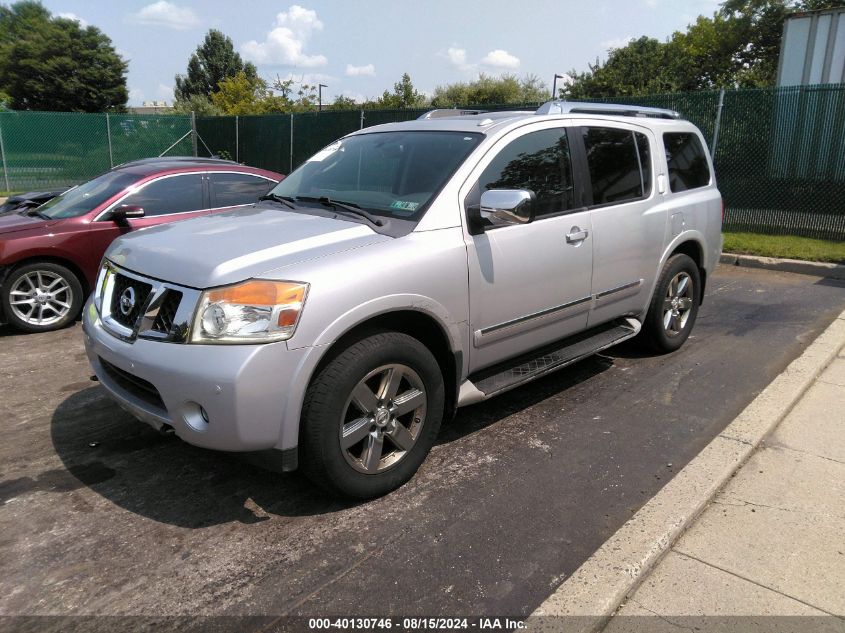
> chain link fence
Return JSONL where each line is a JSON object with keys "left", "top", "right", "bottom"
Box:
{"left": 589, "top": 85, "right": 845, "bottom": 240}
{"left": 2, "top": 86, "right": 844, "bottom": 239}
{"left": 0, "top": 111, "right": 194, "bottom": 191}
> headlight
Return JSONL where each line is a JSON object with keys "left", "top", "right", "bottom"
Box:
{"left": 94, "top": 261, "right": 113, "bottom": 313}
{"left": 190, "top": 279, "right": 308, "bottom": 344}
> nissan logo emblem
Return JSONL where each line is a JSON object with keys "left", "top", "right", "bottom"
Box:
{"left": 119, "top": 287, "right": 136, "bottom": 316}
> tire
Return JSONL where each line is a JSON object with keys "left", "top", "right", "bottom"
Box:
{"left": 641, "top": 254, "right": 701, "bottom": 354}
{"left": 300, "top": 331, "right": 445, "bottom": 499}
{"left": 1, "top": 262, "right": 84, "bottom": 333}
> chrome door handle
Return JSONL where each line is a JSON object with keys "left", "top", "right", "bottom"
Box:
{"left": 566, "top": 228, "right": 589, "bottom": 243}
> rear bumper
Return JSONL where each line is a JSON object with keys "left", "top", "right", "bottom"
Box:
{"left": 82, "top": 298, "right": 308, "bottom": 454}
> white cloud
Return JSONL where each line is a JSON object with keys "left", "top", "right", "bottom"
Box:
{"left": 644, "top": 0, "right": 658, "bottom": 7}
{"left": 480, "top": 49, "right": 520, "bottom": 70}
{"left": 57, "top": 12, "right": 88, "bottom": 27}
{"left": 241, "top": 5, "right": 327, "bottom": 67}
{"left": 601, "top": 35, "right": 634, "bottom": 50}
{"left": 127, "top": 1, "right": 200, "bottom": 30}
{"left": 128, "top": 87, "right": 144, "bottom": 103}
{"left": 157, "top": 84, "right": 174, "bottom": 101}
{"left": 345, "top": 63, "right": 375, "bottom": 77}
{"left": 447, "top": 47, "right": 521, "bottom": 72}
{"left": 447, "top": 47, "right": 471, "bottom": 71}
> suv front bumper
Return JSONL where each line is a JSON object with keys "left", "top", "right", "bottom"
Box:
{"left": 82, "top": 298, "right": 307, "bottom": 454}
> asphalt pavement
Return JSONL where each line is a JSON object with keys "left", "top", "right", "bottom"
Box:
{"left": 1, "top": 265, "right": 844, "bottom": 627}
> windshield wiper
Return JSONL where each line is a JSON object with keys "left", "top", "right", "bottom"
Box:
{"left": 298, "top": 196, "right": 384, "bottom": 227}
{"left": 259, "top": 193, "right": 298, "bottom": 210}
{"left": 23, "top": 208, "right": 51, "bottom": 220}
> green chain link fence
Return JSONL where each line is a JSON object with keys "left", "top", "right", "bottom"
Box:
{"left": 2, "top": 86, "right": 844, "bottom": 239}
{"left": 0, "top": 111, "right": 194, "bottom": 191}
{"left": 587, "top": 85, "right": 845, "bottom": 240}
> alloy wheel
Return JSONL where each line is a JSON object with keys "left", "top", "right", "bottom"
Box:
{"left": 8, "top": 270, "right": 74, "bottom": 327}
{"left": 662, "top": 272, "right": 694, "bottom": 337}
{"left": 339, "top": 363, "right": 427, "bottom": 474}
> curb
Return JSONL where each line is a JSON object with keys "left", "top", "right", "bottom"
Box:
{"left": 526, "top": 308, "right": 845, "bottom": 633}
{"left": 720, "top": 253, "right": 845, "bottom": 280}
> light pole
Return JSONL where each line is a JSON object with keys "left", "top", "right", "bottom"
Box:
{"left": 318, "top": 83, "right": 328, "bottom": 111}
{"left": 552, "top": 74, "right": 565, "bottom": 100}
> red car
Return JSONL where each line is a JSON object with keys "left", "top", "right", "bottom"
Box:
{"left": 0, "top": 158, "right": 283, "bottom": 332}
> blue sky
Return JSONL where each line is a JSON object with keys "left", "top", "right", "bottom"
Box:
{"left": 41, "top": 0, "right": 722, "bottom": 106}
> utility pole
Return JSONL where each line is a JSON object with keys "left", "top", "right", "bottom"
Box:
{"left": 190, "top": 111, "right": 198, "bottom": 157}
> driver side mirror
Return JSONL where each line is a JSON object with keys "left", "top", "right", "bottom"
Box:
{"left": 479, "top": 189, "right": 536, "bottom": 228}
{"left": 109, "top": 204, "right": 145, "bottom": 222}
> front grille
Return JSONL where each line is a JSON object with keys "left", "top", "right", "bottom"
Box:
{"left": 99, "top": 357, "right": 165, "bottom": 410}
{"left": 151, "top": 290, "right": 182, "bottom": 335}
{"left": 109, "top": 274, "right": 152, "bottom": 329}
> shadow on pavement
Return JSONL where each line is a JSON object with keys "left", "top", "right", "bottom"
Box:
{"left": 47, "top": 355, "right": 613, "bottom": 530}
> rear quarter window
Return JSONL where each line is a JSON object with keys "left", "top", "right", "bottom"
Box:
{"left": 663, "top": 132, "right": 711, "bottom": 192}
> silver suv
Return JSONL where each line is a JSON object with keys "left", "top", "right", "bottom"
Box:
{"left": 83, "top": 101, "right": 722, "bottom": 498}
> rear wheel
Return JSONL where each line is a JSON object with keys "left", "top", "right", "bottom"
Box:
{"left": 300, "top": 331, "right": 445, "bottom": 499}
{"left": 2, "top": 262, "right": 83, "bottom": 333}
{"left": 642, "top": 254, "right": 701, "bottom": 353}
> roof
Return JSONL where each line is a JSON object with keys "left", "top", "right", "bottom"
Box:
{"left": 111, "top": 157, "right": 283, "bottom": 178}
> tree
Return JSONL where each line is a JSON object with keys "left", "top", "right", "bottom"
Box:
{"left": 210, "top": 71, "right": 275, "bottom": 115}
{"left": 431, "top": 73, "right": 549, "bottom": 106}
{"left": 374, "top": 73, "right": 427, "bottom": 108}
{"left": 562, "top": 37, "right": 677, "bottom": 99}
{"left": 328, "top": 95, "right": 359, "bottom": 110}
{"left": 174, "top": 29, "right": 257, "bottom": 102}
{"left": 0, "top": 1, "right": 127, "bottom": 111}
{"left": 172, "top": 94, "right": 222, "bottom": 117}
{"left": 563, "top": 0, "right": 845, "bottom": 98}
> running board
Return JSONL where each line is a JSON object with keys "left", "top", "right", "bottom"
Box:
{"left": 458, "top": 318, "right": 640, "bottom": 406}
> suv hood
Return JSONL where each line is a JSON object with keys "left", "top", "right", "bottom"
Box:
{"left": 106, "top": 206, "right": 390, "bottom": 288}
{"left": 0, "top": 213, "right": 58, "bottom": 236}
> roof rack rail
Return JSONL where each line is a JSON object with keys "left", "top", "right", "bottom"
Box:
{"left": 535, "top": 100, "right": 681, "bottom": 120}
{"left": 417, "top": 108, "right": 486, "bottom": 120}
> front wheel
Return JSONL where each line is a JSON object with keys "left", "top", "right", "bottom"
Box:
{"left": 2, "top": 262, "right": 84, "bottom": 333}
{"left": 641, "top": 254, "right": 701, "bottom": 353}
{"left": 299, "top": 331, "right": 445, "bottom": 499}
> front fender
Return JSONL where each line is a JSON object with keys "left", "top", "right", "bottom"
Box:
{"left": 277, "top": 294, "right": 467, "bottom": 452}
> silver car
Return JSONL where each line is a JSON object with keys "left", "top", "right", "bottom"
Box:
{"left": 83, "top": 101, "right": 722, "bottom": 498}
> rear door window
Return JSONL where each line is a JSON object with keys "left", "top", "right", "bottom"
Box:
{"left": 209, "top": 172, "right": 275, "bottom": 207}
{"left": 120, "top": 173, "right": 205, "bottom": 216}
{"left": 582, "top": 127, "right": 650, "bottom": 205}
{"left": 663, "top": 133, "right": 711, "bottom": 192}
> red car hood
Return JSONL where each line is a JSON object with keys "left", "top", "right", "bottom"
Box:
{"left": 0, "top": 213, "right": 59, "bottom": 236}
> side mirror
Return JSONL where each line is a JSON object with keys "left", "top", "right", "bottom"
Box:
{"left": 109, "top": 204, "right": 145, "bottom": 222}
{"left": 479, "top": 189, "right": 536, "bottom": 228}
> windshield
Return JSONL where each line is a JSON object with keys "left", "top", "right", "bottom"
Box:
{"left": 37, "top": 171, "right": 138, "bottom": 219}
{"left": 268, "top": 131, "right": 483, "bottom": 222}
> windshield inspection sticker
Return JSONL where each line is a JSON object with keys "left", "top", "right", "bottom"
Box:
{"left": 390, "top": 200, "right": 420, "bottom": 214}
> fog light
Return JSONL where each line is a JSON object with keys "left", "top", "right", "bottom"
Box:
{"left": 182, "top": 401, "right": 210, "bottom": 432}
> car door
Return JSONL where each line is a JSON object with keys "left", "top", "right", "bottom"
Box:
{"left": 575, "top": 123, "right": 666, "bottom": 327}
{"left": 463, "top": 123, "right": 594, "bottom": 372}
{"left": 207, "top": 171, "right": 277, "bottom": 209}
{"left": 81, "top": 173, "right": 209, "bottom": 275}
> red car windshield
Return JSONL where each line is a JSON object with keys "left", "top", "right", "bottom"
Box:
{"left": 38, "top": 171, "right": 139, "bottom": 219}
